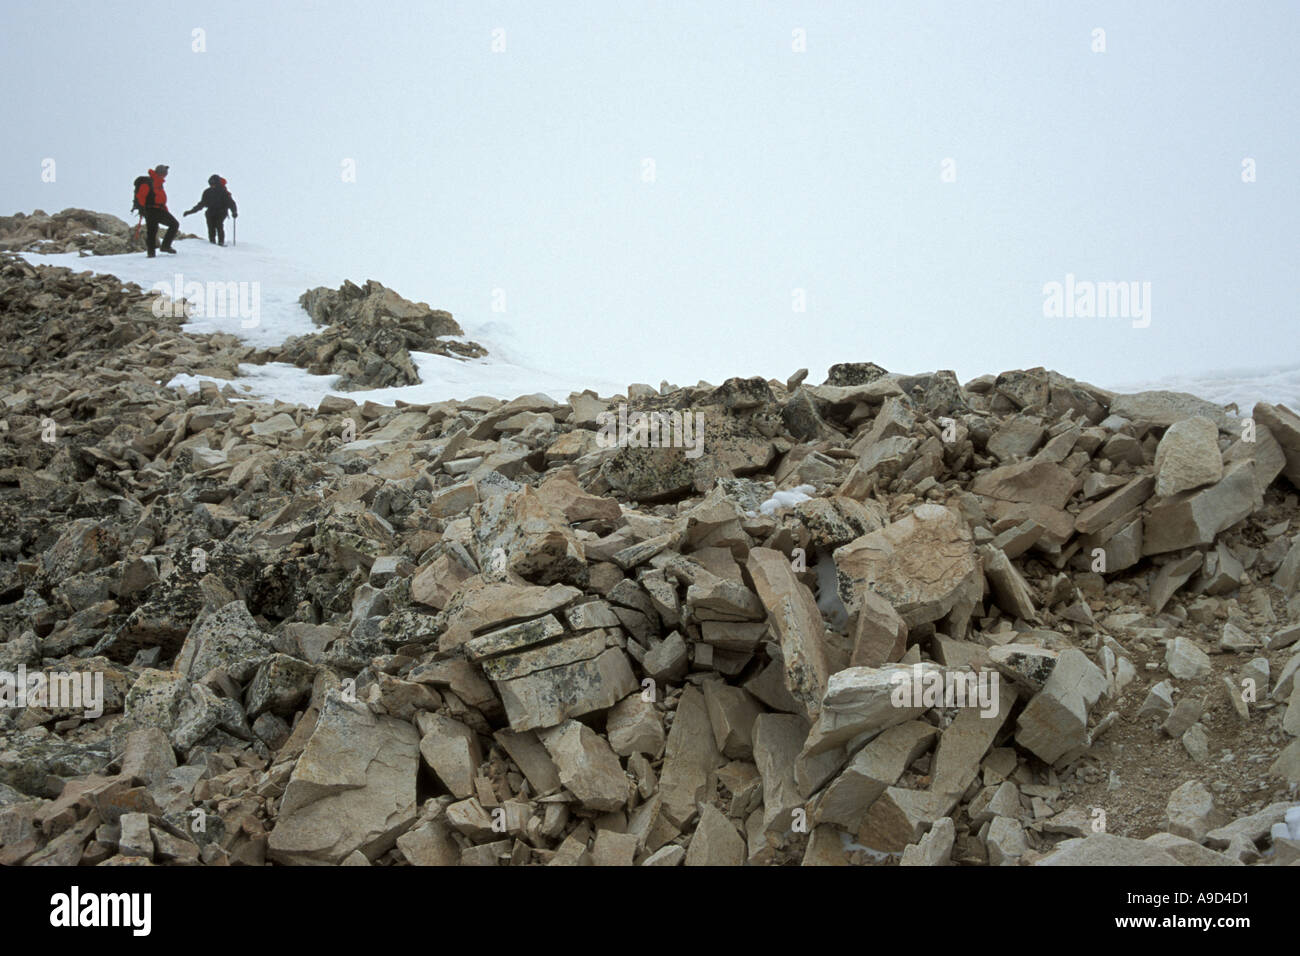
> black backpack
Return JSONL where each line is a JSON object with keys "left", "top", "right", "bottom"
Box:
{"left": 131, "top": 175, "right": 153, "bottom": 215}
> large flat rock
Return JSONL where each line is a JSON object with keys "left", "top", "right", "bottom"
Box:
{"left": 268, "top": 694, "right": 420, "bottom": 865}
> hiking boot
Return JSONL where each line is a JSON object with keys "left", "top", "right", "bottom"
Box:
{"left": 218, "top": 241, "right": 225, "bottom": 247}
{"left": 159, "top": 245, "right": 177, "bottom": 254}
{"left": 147, "top": 250, "right": 156, "bottom": 258}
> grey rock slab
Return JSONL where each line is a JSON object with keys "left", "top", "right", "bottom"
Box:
{"left": 538, "top": 719, "right": 631, "bottom": 812}
{"left": 931, "top": 680, "right": 1018, "bottom": 796}
{"left": 1035, "top": 832, "right": 1184, "bottom": 865}
{"left": 1109, "top": 391, "right": 1232, "bottom": 430}
{"left": 1203, "top": 801, "right": 1299, "bottom": 849}
{"left": 815, "top": 720, "right": 937, "bottom": 831}
{"left": 657, "top": 685, "right": 723, "bottom": 828}
{"left": 606, "top": 693, "right": 665, "bottom": 758}
{"left": 683, "top": 803, "right": 746, "bottom": 866}
{"left": 857, "top": 787, "right": 958, "bottom": 854}
{"left": 1143, "top": 461, "right": 1261, "bottom": 556}
{"left": 464, "top": 614, "right": 565, "bottom": 662}
{"left": 479, "top": 631, "right": 607, "bottom": 682}
{"left": 1165, "top": 636, "right": 1212, "bottom": 680}
{"left": 1148, "top": 552, "right": 1204, "bottom": 615}
{"left": 1014, "top": 648, "right": 1106, "bottom": 766}
{"left": 1153, "top": 416, "right": 1223, "bottom": 498}
{"left": 268, "top": 693, "right": 420, "bottom": 865}
{"left": 174, "top": 600, "right": 275, "bottom": 682}
{"left": 492, "top": 729, "right": 562, "bottom": 794}
{"left": 746, "top": 547, "right": 831, "bottom": 720}
{"left": 702, "top": 681, "right": 763, "bottom": 760}
{"left": 1252, "top": 403, "right": 1300, "bottom": 489}
{"left": 900, "top": 816, "right": 954, "bottom": 866}
{"left": 800, "top": 663, "right": 943, "bottom": 760}
{"left": 753, "top": 713, "right": 809, "bottom": 835}
{"left": 1144, "top": 832, "right": 1242, "bottom": 867}
{"left": 416, "top": 712, "right": 483, "bottom": 800}
{"left": 1164, "top": 780, "right": 1216, "bottom": 842}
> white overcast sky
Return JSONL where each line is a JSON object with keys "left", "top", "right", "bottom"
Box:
{"left": 2, "top": 1, "right": 1297, "bottom": 392}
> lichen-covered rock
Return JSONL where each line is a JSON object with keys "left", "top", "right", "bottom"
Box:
{"left": 245, "top": 654, "right": 317, "bottom": 719}
{"left": 174, "top": 600, "right": 277, "bottom": 682}
{"left": 468, "top": 487, "right": 588, "bottom": 587}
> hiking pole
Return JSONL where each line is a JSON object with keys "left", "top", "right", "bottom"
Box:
{"left": 232, "top": 216, "right": 236, "bottom": 247}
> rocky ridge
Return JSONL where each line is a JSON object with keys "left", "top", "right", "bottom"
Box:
{"left": 0, "top": 207, "right": 491, "bottom": 392}
{"left": 0, "top": 209, "right": 198, "bottom": 257}
{"left": 0, "top": 253, "right": 1298, "bottom": 867}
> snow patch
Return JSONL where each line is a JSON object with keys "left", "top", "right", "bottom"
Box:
{"left": 1271, "top": 806, "right": 1300, "bottom": 844}
{"left": 21, "top": 241, "right": 625, "bottom": 405}
{"left": 21, "top": 242, "right": 1300, "bottom": 412}
{"left": 757, "top": 484, "right": 816, "bottom": 516}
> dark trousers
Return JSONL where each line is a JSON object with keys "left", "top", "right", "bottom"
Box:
{"left": 205, "top": 212, "right": 226, "bottom": 245}
{"left": 145, "top": 207, "right": 179, "bottom": 252}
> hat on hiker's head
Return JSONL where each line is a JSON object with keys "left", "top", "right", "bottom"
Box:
{"left": 155, "top": 164, "right": 169, "bottom": 175}
{"left": 208, "top": 174, "right": 222, "bottom": 186}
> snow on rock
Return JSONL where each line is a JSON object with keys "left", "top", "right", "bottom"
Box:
{"left": 24, "top": 241, "right": 1300, "bottom": 413}
{"left": 22, "top": 241, "right": 623, "bottom": 405}
{"left": 757, "top": 484, "right": 816, "bottom": 516}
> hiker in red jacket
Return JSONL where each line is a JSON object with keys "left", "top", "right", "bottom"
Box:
{"left": 135, "top": 164, "right": 178, "bottom": 257}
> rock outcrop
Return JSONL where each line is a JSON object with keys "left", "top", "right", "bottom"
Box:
{"left": 0, "top": 208, "right": 197, "bottom": 256}
{"left": 257, "top": 280, "right": 487, "bottom": 390}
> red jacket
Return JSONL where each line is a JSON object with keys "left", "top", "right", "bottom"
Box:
{"left": 136, "top": 169, "right": 168, "bottom": 210}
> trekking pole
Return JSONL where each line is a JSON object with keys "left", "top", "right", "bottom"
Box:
{"left": 232, "top": 216, "right": 236, "bottom": 247}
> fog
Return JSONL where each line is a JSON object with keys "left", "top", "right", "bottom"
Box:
{"left": 2, "top": 0, "right": 1296, "bottom": 393}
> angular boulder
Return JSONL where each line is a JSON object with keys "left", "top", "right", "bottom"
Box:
{"left": 833, "top": 503, "right": 982, "bottom": 631}
{"left": 1153, "top": 416, "right": 1223, "bottom": 498}
{"left": 268, "top": 694, "right": 420, "bottom": 865}
{"left": 746, "top": 548, "right": 831, "bottom": 720}
{"left": 1143, "top": 460, "right": 1261, "bottom": 555}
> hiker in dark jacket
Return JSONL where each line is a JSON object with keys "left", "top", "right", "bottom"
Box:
{"left": 183, "top": 175, "right": 238, "bottom": 246}
{"left": 136, "top": 164, "right": 178, "bottom": 257}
